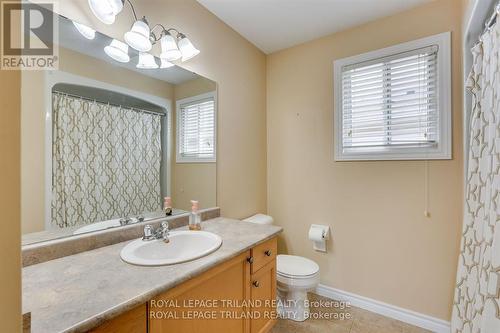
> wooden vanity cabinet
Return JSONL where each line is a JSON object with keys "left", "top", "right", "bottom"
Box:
{"left": 89, "top": 304, "right": 147, "bottom": 333}
{"left": 149, "top": 251, "right": 252, "bottom": 333}
{"left": 149, "top": 237, "right": 278, "bottom": 333}
{"left": 91, "top": 237, "right": 278, "bottom": 333}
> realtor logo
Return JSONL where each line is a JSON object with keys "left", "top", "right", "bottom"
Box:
{"left": 1, "top": 1, "right": 58, "bottom": 70}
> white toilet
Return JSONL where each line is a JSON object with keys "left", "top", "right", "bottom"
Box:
{"left": 243, "top": 214, "right": 320, "bottom": 322}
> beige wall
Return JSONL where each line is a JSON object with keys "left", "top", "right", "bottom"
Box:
{"left": 0, "top": 72, "right": 22, "bottom": 331}
{"left": 21, "top": 66, "right": 44, "bottom": 234}
{"left": 0, "top": 0, "right": 21, "bottom": 329}
{"left": 267, "top": 0, "right": 463, "bottom": 321}
{"left": 172, "top": 163, "right": 216, "bottom": 211}
{"left": 56, "top": 0, "right": 268, "bottom": 219}
{"left": 175, "top": 77, "right": 216, "bottom": 100}
{"left": 173, "top": 77, "right": 217, "bottom": 211}
{"left": 21, "top": 47, "right": 174, "bottom": 234}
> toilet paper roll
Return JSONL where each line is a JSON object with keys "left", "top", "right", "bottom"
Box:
{"left": 308, "top": 227, "right": 324, "bottom": 242}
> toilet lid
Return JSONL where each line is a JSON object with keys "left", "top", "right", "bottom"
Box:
{"left": 277, "top": 255, "right": 319, "bottom": 277}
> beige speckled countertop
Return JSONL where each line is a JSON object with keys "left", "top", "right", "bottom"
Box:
{"left": 22, "top": 217, "right": 282, "bottom": 333}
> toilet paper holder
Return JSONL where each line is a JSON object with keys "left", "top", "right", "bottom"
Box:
{"left": 308, "top": 224, "right": 330, "bottom": 252}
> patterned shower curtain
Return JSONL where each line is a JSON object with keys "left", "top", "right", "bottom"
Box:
{"left": 51, "top": 93, "right": 162, "bottom": 228}
{"left": 451, "top": 20, "right": 500, "bottom": 333}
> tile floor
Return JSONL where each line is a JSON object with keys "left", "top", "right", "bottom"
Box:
{"left": 270, "top": 294, "right": 432, "bottom": 333}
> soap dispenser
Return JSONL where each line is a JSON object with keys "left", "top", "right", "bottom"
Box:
{"left": 189, "top": 200, "right": 201, "bottom": 230}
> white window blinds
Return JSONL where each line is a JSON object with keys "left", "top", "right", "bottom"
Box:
{"left": 178, "top": 96, "right": 215, "bottom": 162}
{"left": 341, "top": 45, "right": 439, "bottom": 151}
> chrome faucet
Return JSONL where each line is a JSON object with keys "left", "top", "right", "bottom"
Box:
{"left": 119, "top": 217, "right": 132, "bottom": 226}
{"left": 142, "top": 222, "right": 169, "bottom": 243}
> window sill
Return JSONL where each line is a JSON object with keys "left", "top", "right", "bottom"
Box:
{"left": 175, "top": 159, "right": 216, "bottom": 164}
{"left": 334, "top": 150, "right": 452, "bottom": 161}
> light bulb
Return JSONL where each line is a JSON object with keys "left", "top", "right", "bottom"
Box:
{"left": 178, "top": 35, "right": 200, "bottom": 62}
{"left": 160, "top": 32, "right": 181, "bottom": 61}
{"left": 160, "top": 58, "right": 174, "bottom": 69}
{"left": 137, "top": 52, "right": 159, "bottom": 69}
{"left": 104, "top": 39, "right": 130, "bottom": 63}
{"left": 88, "top": 0, "right": 123, "bottom": 25}
{"left": 73, "top": 21, "right": 96, "bottom": 40}
{"left": 124, "top": 19, "right": 152, "bottom": 52}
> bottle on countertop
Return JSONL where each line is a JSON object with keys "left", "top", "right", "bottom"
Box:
{"left": 163, "top": 197, "right": 172, "bottom": 216}
{"left": 189, "top": 200, "right": 202, "bottom": 230}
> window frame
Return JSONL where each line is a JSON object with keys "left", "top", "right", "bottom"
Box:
{"left": 176, "top": 91, "right": 217, "bottom": 163}
{"left": 333, "top": 32, "right": 451, "bottom": 161}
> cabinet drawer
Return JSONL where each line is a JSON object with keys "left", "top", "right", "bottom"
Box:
{"left": 250, "top": 237, "right": 277, "bottom": 274}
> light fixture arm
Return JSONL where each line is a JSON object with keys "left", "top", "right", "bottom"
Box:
{"left": 149, "top": 26, "right": 183, "bottom": 45}
{"left": 121, "top": 0, "right": 187, "bottom": 45}
{"left": 149, "top": 24, "right": 167, "bottom": 43}
{"left": 124, "top": 0, "right": 138, "bottom": 21}
{"left": 151, "top": 24, "right": 167, "bottom": 33}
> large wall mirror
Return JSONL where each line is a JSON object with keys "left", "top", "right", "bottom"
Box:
{"left": 21, "top": 10, "right": 217, "bottom": 245}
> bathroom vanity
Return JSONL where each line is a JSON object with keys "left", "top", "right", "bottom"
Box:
{"left": 94, "top": 237, "right": 277, "bottom": 333}
{"left": 22, "top": 218, "right": 281, "bottom": 333}
{"left": 91, "top": 238, "right": 277, "bottom": 333}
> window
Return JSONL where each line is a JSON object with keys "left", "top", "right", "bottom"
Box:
{"left": 334, "top": 32, "right": 451, "bottom": 161}
{"left": 176, "top": 92, "right": 216, "bottom": 163}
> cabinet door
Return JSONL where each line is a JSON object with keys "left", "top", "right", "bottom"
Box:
{"left": 90, "top": 304, "right": 146, "bottom": 333}
{"left": 250, "top": 260, "right": 277, "bottom": 333}
{"left": 149, "top": 252, "right": 251, "bottom": 333}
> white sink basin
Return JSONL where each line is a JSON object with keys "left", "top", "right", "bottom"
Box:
{"left": 120, "top": 231, "right": 222, "bottom": 266}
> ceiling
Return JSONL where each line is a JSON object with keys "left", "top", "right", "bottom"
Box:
{"left": 197, "top": 0, "right": 434, "bottom": 54}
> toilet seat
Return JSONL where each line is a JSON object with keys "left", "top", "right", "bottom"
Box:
{"left": 277, "top": 255, "right": 319, "bottom": 277}
{"left": 276, "top": 255, "right": 320, "bottom": 288}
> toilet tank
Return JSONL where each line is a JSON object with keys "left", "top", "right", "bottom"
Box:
{"left": 243, "top": 214, "right": 274, "bottom": 225}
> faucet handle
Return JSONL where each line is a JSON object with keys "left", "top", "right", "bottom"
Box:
{"left": 142, "top": 225, "right": 153, "bottom": 240}
{"left": 160, "top": 222, "right": 170, "bottom": 243}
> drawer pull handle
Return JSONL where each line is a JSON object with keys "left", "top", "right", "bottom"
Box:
{"left": 264, "top": 250, "right": 272, "bottom": 257}
{"left": 247, "top": 256, "right": 254, "bottom": 264}
{"left": 253, "top": 281, "right": 260, "bottom": 288}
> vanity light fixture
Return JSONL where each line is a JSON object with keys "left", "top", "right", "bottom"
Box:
{"left": 137, "top": 52, "right": 159, "bottom": 69}
{"left": 88, "top": 0, "right": 124, "bottom": 25}
{"left": 104, "top": 39, "right": 130, "bottom": 63}
{"left": 88, "top": 0, "right": 200, "bottom": 63}
{"left": 124, "top": 18, "right": 152, "bottom": 52}
{"left": 72, "top": 21, "right": 96, "bottom": 40}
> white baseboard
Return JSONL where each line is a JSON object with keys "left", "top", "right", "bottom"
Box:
{"left": 315, "top": 284, "right": 451, "bottom": 333}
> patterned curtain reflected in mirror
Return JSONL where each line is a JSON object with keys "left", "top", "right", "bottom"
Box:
{"left": 51, "top": 93, "right": 162, "bottom": 228}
